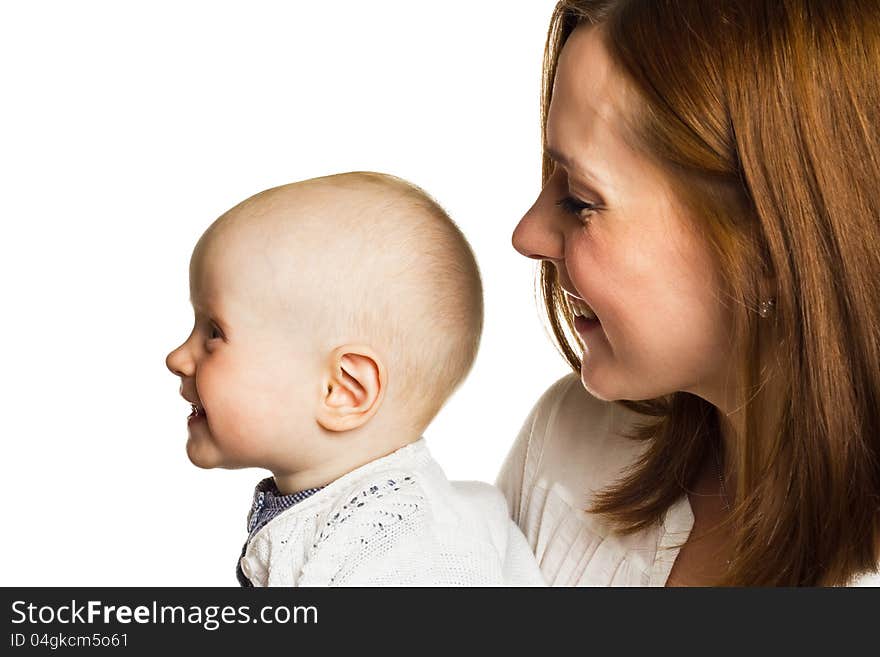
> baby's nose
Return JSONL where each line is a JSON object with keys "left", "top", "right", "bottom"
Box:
{"left": 165, "top": 345, "right": 191, "bottom": 377}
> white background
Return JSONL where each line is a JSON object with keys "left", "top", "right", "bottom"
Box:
{"left": 0, "top": 0, "right": 568, "bottom": 585}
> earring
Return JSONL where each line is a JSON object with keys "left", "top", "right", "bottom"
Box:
{"left": 758, "top": 298, "right": 776, "bottom": 318}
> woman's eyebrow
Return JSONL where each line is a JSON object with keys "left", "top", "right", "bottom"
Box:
{"left": 544, "top": 143, "right": 576, "bottom": 170}
{"left": 544, "top": 142, "right": 607, "bottom": 188}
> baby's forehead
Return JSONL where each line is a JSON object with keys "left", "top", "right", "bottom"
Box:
{"left": 188, "top": 211, "right": 335, "bottom": 315}
{"left": 188, "top": 220, "right": 278, "bottom": 304}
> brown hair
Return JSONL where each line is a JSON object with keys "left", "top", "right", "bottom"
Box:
{"left": 538, "top": 0, "right": 880, "bottom": 585}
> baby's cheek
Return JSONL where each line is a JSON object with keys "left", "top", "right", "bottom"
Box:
{"left": 232, "top": 378, "right": 288, "bottom": 438}
{"left": 197, "top": 368, "right": 258, "bottom": 448}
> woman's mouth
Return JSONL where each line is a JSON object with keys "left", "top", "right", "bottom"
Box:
{"left": 188, "top": 403, "right": 207, "bottom": 424}
{"left": 566, "top": 293, "right": 599, "bottom": 320}
{"left": 573, "top": 315, "right": 601, "bottom": 333}
{"left": 565, "top": 293, "right": 602, "bottom": 335}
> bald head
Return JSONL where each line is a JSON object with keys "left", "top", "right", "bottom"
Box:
{"left": 192, "top": 172, "right": 483, "bottom": 431}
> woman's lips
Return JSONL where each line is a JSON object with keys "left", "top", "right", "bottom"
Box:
{"left": 565, "top": 292, "right": 601, "bottom": 334}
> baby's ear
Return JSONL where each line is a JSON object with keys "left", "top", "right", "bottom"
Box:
{"left": 316, "top": 346, "right": 386, "bottom": 432}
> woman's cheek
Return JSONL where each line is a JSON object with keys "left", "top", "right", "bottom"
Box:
{"left": 568, "top": 250, "right": 609, "bottom": 322}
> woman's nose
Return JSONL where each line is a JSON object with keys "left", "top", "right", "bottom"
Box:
{"left": 165, "top": 342, "right": 194, "bottom": 378}
{"left": 511, "top": 194, "right": 565, "bottom": 262}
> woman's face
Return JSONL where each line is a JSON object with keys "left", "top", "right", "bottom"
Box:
{"left": 512, "top": 25, "right": 735, "bottom": 407}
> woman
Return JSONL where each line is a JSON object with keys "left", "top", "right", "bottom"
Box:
{"left": 499, "top": 0, "right": 880, "bottom": 586}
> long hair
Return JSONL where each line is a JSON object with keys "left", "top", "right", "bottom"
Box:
{"left": 538, "top": 0, "right": 880, "bottom": 585}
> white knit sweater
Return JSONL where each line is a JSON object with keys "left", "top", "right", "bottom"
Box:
{"left": 238, "top": 438, "right": 547, "bottom": 586}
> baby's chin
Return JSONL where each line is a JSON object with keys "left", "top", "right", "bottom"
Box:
{"left": 185, "top": 434, "right": 245, "bottom": 470}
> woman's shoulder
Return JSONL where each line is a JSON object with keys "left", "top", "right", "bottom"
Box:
{"left": 499, "top": 371, "right": 653, "bottom": 513}
{"left": 533, "top": 373, "right": 652, "bottom": 507}
{"left": 849, "top": 569, "right": 880, "bottom": 586}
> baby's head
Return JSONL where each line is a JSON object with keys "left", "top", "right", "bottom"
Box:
{"left": 166, "top": 172, "right": 483, "bottom": 491}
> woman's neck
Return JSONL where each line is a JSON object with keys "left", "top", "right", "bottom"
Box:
{"left": 713, "top": 363, "right": 786, "bottom": 504}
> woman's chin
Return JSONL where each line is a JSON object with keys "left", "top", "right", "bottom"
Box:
{"left": 579, "top": 359, "right": 628, "bottom": 402}
{"left": 581, "top": 361, "right": 678, "bottom": 403}
{"left": 580, "top": 365, "right": 611, "bottom": 401}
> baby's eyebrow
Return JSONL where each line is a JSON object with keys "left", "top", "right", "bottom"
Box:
{"left": 190, "top": 298, "right": 229, "bottom": 330}
{"left": 189, "top": 296, "right": 211, "bottom": 313}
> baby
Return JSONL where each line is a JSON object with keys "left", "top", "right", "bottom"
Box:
{"left": 165, "top": 172, "right": 545, "bottom": 586}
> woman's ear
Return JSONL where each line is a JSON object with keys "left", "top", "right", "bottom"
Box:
{"left": 316, "top": 345, "right": 387, "bottom": 432}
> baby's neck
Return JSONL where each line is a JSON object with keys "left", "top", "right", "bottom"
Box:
{"left": 271, "top": 429, "right": 423, "bottom": 495}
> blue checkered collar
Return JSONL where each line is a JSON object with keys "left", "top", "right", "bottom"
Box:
{"left": 246, "top": 476, "right": 325, "bottom": 538}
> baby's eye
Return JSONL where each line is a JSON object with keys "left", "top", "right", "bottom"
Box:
{"left": 208, "top": 324, "right": 223, "bottom": 341}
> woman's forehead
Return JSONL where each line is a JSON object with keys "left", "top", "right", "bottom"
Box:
{"left": 548, "top": 26, "right": 649, "bottom": 190}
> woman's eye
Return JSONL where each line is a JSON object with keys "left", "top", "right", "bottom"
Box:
{"left": 556, "top": 196, "right": 601, "bottom": 224}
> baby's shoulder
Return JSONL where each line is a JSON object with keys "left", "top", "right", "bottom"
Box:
{"left": 301, "top": 465, "right": 518, "bottom": 585}
{"left": 300, "top": 469, "right": 450, "bottom": 585}
{"left": 311, "top": 469, "right": 431, "bottom": 551}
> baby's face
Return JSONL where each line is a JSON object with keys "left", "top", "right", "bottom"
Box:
{"left": 165, "top": 219, "right": 321, "bottom": 472}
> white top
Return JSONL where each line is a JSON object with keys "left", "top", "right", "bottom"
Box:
{"left": 496, "top": 373, "right": 880, "bottom": 586}
{"left": 239, "top": 438, "right": 546, "bottom": 586}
